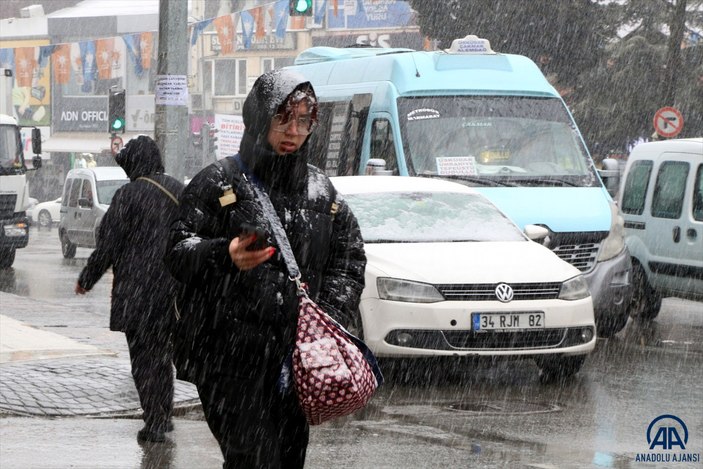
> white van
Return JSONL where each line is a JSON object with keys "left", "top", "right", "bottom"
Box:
{"left": 286, "top": 35, "right": 633, "bottom": 338}
{"left": 618, "top": 138, "right": 703, "bottom": 319}
{"left": 58, "top": 167, "right": 129, "bottom": 258}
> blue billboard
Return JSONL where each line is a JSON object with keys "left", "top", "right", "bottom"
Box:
{"left": 326, "top": 0, "right": 415, "bottom": 30}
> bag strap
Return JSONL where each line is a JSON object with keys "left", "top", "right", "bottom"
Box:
{"left": 137, "top": 176, "right": 179, "bottom": 205}
{"left": 229, "top": 155, "right": 304, "bottom": 291}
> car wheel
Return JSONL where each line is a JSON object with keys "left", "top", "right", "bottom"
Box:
{"left": 536, "top": 355, "right": 586, "bottom": 384}
{"left": 0, "top": 248, "right": 16, "bottom": 268}
{"left": 629, "top": 262, "right": 662, "bottom": 321}
{"left": 61, "top": 233, "right": 77, "bottom": 259}
{"left": 596, "top": 312, "right": 630, "bottom": 339}
{"left": 38, "top": 209, "right": 52, "bottom": 228}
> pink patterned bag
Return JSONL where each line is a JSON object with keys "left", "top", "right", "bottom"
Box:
{"left": 291, "top": 295, "right": 380, "bottom": 426}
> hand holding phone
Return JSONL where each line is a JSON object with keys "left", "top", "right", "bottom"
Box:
{"left": 240, "top": 222, "right": 269, "bottom": 251}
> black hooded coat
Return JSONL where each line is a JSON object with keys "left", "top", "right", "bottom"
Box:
{"left": 165, "top": 70, "right": 367, "bottom": 386}
{"left": 78, "top": 136, "right": 185, "bottom": 333}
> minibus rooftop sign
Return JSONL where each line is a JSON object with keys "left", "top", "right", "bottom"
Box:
{"left": 447, "top": 35, "right": 495, "bottom": 55}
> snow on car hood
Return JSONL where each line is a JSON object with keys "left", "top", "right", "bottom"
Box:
{"left": 365, "top": 240, "right": 581, "bottom": 284}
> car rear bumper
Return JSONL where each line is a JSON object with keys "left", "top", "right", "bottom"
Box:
{"left": 360, "top": 296, "right": 596, "bottom": 357}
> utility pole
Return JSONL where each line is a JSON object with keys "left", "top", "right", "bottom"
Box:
{"left": 155, "top": 0, "right": 188, "bottom": 182}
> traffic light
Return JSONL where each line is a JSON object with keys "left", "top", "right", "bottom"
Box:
{"left": 108, "top": 88, "right": 126, "bottom": 134}
{"left": 289, "top": 0, "right": 313, "bottom": 16}
{"left": 201, "top": 123, "right": 218, "bottom": 161}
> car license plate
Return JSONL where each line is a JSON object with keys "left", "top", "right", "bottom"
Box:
{"left": 472, "top": 312, "right": 545, "bottom": 332}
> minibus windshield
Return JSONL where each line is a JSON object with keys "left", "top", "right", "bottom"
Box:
{"left": 398, "top": 96, "right": 598, "bottom": 187}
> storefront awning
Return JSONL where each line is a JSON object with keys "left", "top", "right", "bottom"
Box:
{"left": 42, "top": 132, "right": 147, "bottom": 154}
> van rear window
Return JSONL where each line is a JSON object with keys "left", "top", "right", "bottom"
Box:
{"left": 652, "top": 161, "right": 689, "bottom": 219}
{"left": 621, "top": 160, "right": 653, "bottom": 215}
{"left": 97, "top": 179, "right": 129, "bottom": 205}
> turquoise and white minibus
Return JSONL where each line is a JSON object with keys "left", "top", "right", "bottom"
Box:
{"left": 287, "top": 35, "right": 633, "bottom": 338}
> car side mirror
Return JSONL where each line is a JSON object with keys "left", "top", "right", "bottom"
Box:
{"left": 524, "top": 224, "right": 549, "bottom": 243}
{"left": 78, "top": 198, "right": 92, "bottom": 208}
{"left": 31, "top": 128, "right": 42, "bottom": 155}
{"left": 598, "top": 158, "right": 621, "bottom": 198}
{"left": 32, "top": 155, "right": 42, "bottom": 169}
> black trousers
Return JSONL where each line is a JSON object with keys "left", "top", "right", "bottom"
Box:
{"left": 124, "top": 328, "right": 174, "bottom": 430}
{"left": 197, "top": 373, "right": 309, "bottom": 469}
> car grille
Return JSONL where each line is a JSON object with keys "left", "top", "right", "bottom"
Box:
{"left": 435, "top": 283, "right": 561, "bottom": 301}
{"left": 0, "top": 194, "right": 17, "bottom": 219}
{"left": 442, "top": 329, "right": 567, "bottom": 350}
{"left": 552, "top": 242, "right": 599, "bottom": 272}
{"left": 385, "top": 328, "right": 570, "bottom": 351}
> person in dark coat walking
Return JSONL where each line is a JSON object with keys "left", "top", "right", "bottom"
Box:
{"left": 74, "top": 135, "right": 184, "bottom": 443}
{"left": 164, "top": 70, "right": 366, "bottom": 468}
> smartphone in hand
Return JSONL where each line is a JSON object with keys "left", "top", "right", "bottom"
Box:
{"left": 240, "top": 223, "right": 269, "bottom": 251}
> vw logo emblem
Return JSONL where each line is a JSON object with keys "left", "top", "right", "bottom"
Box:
{"left": 495, "top": 283, "right": 514, "bottom": 302}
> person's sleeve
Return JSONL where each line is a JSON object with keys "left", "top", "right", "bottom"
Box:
{"left": 77, "top": 189, "right": 125, "bottom": 290}
{"left": 164, "top": 170, "right": 236, "bottom": 287}
{"left": 317, "top": 196, "right": 367, "bottom": 325}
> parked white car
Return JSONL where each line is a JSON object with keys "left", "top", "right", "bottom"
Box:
{"left": 331, "top": 176, "right": 596, "bottom": 381}
{"left": 30, "top": 198, "right": 62, "bottom": 228}
{"left": 25, "top": 197, "right": 38, "bottom": 225}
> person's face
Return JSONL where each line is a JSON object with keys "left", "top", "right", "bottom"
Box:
{"left": 267, "top": 100, "right": 314, "bottom": 155}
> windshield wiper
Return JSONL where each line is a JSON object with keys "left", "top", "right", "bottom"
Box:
{"left": 509, "top": 177, "right": 582, "bottom": 187}
{"left": 419, "top": 174, "right": 515, "bottom": 187}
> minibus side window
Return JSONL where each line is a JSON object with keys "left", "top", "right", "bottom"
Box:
{"left": 307, "top": 102, "right": 335, "bottom": 172}
{"left": 651, "top": 161, "right": 689, "bottom": 219}
{"left": 693, "top": 164, "right": 703, "bottom": 222}
{"left": 307, "top": 94, "right": 371, "bottom": 176}
{"left": 370, "top": 119, "right": 398, "bottom": 175}
{"left": 621, "top": 160, "right": 653, "bottom": 215}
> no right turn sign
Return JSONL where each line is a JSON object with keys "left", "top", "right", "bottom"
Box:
{"left": 653, "top": 107, "right": 684, "bottom": 138}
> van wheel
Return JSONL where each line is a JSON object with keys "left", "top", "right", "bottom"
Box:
{"left": 629, "top": 262, "right": 661, "bottom": 320}
{"left": 0, "top": 248, "right": 16, "bottom": 268}
{"left": 61, "top": 233, "right": 77, "bottom": 259}
{"left": 536, "top": 355, "right": 585, "bottom": 384}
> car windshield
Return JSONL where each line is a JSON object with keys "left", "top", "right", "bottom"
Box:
{"left": 96, "top": 179, "right": 128, "bottom": 205}
{"left": 343, "top": 191, "right": 525, "bottom": 243}
{"left": 398, "top": 96, "right": 598, "bottom": 187}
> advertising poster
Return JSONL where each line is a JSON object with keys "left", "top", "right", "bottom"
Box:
{"left": 214, "top": 113, "right": 245, "bottom": 160}
{"left": 0, "top": 42, "right": 52, "bottom": 127}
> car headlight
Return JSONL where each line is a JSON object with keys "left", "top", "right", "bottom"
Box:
{"left": 597, "top": 200, "right": 625, "bottom": 261}
{"left": 377, "top": 278, "right": 444, "bottom": 303}
{"left": 559, "top": 275, "right": 590, "bottom": 300}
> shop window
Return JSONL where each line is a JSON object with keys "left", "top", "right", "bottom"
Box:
{"left": 208, "top": 59, "right": 247, "bottom": 96}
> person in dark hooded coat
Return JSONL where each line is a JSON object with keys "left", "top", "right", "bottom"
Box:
{"left": 75, "top": 135, "right": 184, "bottom": 443}
{"left": 164, "top": 70, "right": 366, "bottom": 468}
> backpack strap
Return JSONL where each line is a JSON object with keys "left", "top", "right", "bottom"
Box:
{"left": 137, "top": 176, "right": 179, "bottom": 205}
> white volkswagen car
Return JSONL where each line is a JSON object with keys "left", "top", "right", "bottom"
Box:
{"left": 332, "top": 176, "right": 596, "bottom": 380}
